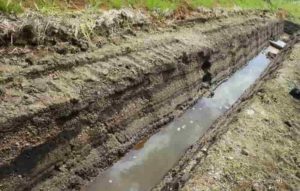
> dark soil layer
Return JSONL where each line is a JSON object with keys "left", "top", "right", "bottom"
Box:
{"left": 0, "top": 10, "right": 285, "bottom": 190}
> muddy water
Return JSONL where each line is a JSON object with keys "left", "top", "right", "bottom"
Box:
{"left": 87, "top": 50, "right": 271, "bottom": 191}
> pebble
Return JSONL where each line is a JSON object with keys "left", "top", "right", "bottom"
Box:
{"left": 108, "top": 179, "right": 113, "bottom": 183}
{"left": 177, "top": 127, "right": 181, "bottom": 132}
{"left": 182, "top": 125, "right": 186, "bottom": 129}
{"left": 102, "top": 69, "right": 109, "bottom": 75}
{"left": 241, "top": 148, "right": 249, "bottom": 156}
{"left": 190, "top": 120, "right": 194, "bottom": 124}
{"left": 201, "top": 148, "right": 208, "bottom": 154}
{"left": 252, "top": 183, "right": 264, "bottom": 191}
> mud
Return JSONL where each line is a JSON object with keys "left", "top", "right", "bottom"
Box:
{"left": 0, "top": 9, "right": 287, "bottom": 191}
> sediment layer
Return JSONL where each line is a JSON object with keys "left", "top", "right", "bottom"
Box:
{"left": 154, "top": 23, "right": 300, "bottom": 191}
{"left": 0, "top": 13, "right": 284, "bottom": 190}
{"left": 182, "top": 42, "right": 300, "bottom": 191}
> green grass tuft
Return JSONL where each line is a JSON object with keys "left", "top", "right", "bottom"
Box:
{"left": 33, "top": 0, "right": 62, "bottom": 13}
{"left": 0, "top": 0, "right": 23, "bottom": 13}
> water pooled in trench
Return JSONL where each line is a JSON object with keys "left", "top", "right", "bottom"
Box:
{"left": 87, "top": 49, "right": 272, "bottom": 191}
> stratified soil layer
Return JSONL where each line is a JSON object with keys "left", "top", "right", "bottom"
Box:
{"left": 0, "top": 10, "right": 284, "bottom": 191}
{"left": 182, "top": 42, "right": 300, "bottom": 191}
{"left": 153, "top": 25, "right": 299, "bottom": 191}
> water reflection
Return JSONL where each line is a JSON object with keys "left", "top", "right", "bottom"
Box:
{"left": 87, "top": 51, "right": 270, "bottom": 191}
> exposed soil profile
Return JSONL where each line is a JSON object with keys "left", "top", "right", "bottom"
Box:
{"left": 0, "top": 7, "right": 299, "bottom": 191}
{"left": 155, "top": 23, "right": 300, "bottom": 191}
{"left": 180, "top": 42, "right": 300, "bottom": 191}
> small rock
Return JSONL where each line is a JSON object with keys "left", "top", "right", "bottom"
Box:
{"left": 102, "top": 69, "right": 109, "bottom": 75}
{"left": 241, "top": 148, "right": 249, "bottom": 156}
{"left": 58, "top": 165, "right": 66, "bottom": 172}
{"left": 252, "top": 182, "right": 264, "bottom": 191}
{"left": 290, "top": 87, "right": 300, "bottom": 100}
{"left": 201, "top": 147, "right": 208, "bottom": 154}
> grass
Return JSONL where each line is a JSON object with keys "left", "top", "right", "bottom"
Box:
{"left": 87, "top": 0, "right": 182, "bottom": 10}
{"left": 270, "top": 0, "right": 300, "bottom": 19}
{"left": 32, "top": 0, "right": 63, "bottom": 13}
{"left": 0, "top": 0, "right": 22, "bottom": 13}
{"left": 0, "top": 0, "right": 299, "bottom": 21}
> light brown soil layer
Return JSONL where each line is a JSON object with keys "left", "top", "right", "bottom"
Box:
{"left": 164, "top": 38, "right": 300, "bottom": 191}
{"left": 0, "top": 11, "right": 284, "bottom": 191}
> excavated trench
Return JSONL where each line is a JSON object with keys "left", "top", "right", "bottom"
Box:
{"left": 87, "top": 47, "right": 274, "bottom": 191}
{"left": 1, "top": 12, "right": 299, "bottom": 191}
{"left": 86, "top": 35, "right": 299, "bottom": 191}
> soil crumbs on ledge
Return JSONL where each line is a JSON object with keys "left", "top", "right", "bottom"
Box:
{"left": 182, "top": 43, "right": 300, "bottom": 191}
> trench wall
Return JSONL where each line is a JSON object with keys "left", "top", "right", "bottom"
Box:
{"left": 0, "top": 16, "right": 284, "bottom": 190}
